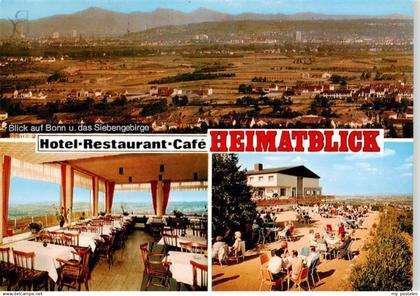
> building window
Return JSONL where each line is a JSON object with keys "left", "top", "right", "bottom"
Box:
{"left": 268, "top": 175, "right": 274, "bottom": 182}
{"left": 256, "top": 188, "right": 264, "bottom": 197}
{"left": 258, "top": 176, "right": 263, "bottom": 182}
{"left": 249, "top": 177, "right": 254, "bottom": 182}
{"left": 280, "top": 188, "right": 286, "bottom": 196}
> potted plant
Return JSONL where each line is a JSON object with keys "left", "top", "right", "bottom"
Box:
{"left": 28, "top": 222, "right": 42, "bottom": 234}
{"left": 121, "top": 203, "right": 129, "bottom": 216}
{"left": 99, "top": 211, "right": 106, "bottom": 217}
{"left": 173, "top": 210, "right": 184, "bottom": 219}
{"left": 53, "top": 205, "right": 66, "bottom": 228}
{"left": 79, "top": 211, "right": 86, "bottom": 221}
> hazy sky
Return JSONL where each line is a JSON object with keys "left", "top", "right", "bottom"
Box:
{"left": 0, "top": 0, "right": 414, "bottom": 19}
{"left": 238, "top": 141, "right": 413, "bottom": 196}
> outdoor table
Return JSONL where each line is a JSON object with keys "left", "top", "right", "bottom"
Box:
{"left": 166, "top": 251, "right": 207, "bottom": 287}
{"left": 158, "top": 234, "right": 207, "bottom": 248}
{"left": 9, "top": 240, "right": 75, "bottom": 282}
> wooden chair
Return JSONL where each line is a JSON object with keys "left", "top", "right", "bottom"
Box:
{"left": 95, "top": 235, "right": 115, "bottom": 269}
{"left": 172, "top": 222, "right": 186, "bottom": 237}
{"left": 0, "top": 247, "right": 14, "bottom": 290}
{"left": 12, "top": 249, "right": 48, "bottom": 291}
{"left": 63, "top": 232, "right": 80, "bottom": 247}
{"left": 149, "top": 223, "right": 163, "bottom": 242}
{"left": 49, "top": 231, "right": 64, "bottom": 245}
{"left": 37, "top": 230, "right": 51, "bottom": 243}
{"left": 139, "top": 243, "right": 171, "bottom": 290}
{"left": 162, "top": 234, "right": 178, "bottom": 252}
{"left": 259, "top": 265, "right": 285, "bottom": 291}
{"left": 162, "top": 226, "right": 172, "bottom": 235}
{"left": 290, "top": 267, "right": 310, "bottom": 291}
{"left": 190, "top": 260, "right": 207, "bottom": 291}
{"left": 56, "top": 247, "right": 91, "bottom": 291}
{"left": 179, "top": 241, "right": 191, "bottom": 253}
{"left": 190, "top": 242, "right": 207, "bottom": 254}
{"left": 88, "top": 224, "right": 102, "bottom": 234}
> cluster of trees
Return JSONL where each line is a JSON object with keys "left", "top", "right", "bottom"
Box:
{"left": 309, "top": 95, "right": 336, "bottom": 118}
{"left": 350, "top": 207, "right": 412, "bottom": 291}
{"left": 361, "top": 97, "right": 412, "bottom": 113}
{"left": 330, "top": 75, "right": 348, "bottom": 85}
{"left": 251, "top": 76, "right": 281, "bottom": 83}
{"left": 212, "top": 154, "right": 257, "bottom": 244}
{"left": 141, "top": 100, "right": 167, "bottom": 116}
{"left": 149, "top": 72, "right": 235, "bottom": 84}
{"left": 238, "top": 84, "right": 253, "bottom": 94}
{"left": 47, "top": 71, "right": 68, "bottom": 83}
{"left": 172, "top": 95, "right": 189, "bottom": 107}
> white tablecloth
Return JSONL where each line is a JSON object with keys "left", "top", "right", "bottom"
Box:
{"left": 146, "top": 217, "right": 167, "bottom": 225}
{"left": 166, "top": 251, "right": 207, "bottom": 286}
{"left": 158, "top": 235, "right": 207, "bottom": 248}
{"left": 66, "top": 231, "right": 100, "bottom": 252}
{"left": 9, "top": 240, "right": 75, "bottom": 282}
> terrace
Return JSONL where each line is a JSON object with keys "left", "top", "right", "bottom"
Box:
{"left": 0, "top": 142, "right": 208, "bottom": 291}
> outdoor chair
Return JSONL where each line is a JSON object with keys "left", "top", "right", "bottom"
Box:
{"left": 308, "top": 257, "right": 320, "bottom": 286}
{"left": 258, "top": 252, "right": 270, "bottom": 280}
{"left": 162, "top": 234, "right": 178, "bottom": 252}
{"left": 49, "top": 231, "right": 64, "bottom": 245}
{"left": 190, "top": 260, "right": 208, "bottom": 291}
{"left": 259, "top": 265, "right": 286, "bottom": 291}
{"left": 290, "top": 267, "right": 310, "bottom": 291}
{"left": 228, "top": 241, "right": 246, "bottom": 263}
{"left": 63, "top": 232, "right": 80, "bottom": 247}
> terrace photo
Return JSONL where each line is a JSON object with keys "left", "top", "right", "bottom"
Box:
{"left": 0, "top": 141, "right": 209, "bottom": 291}
{"left": 211, "top": 142, "right": 413, "bottom": 291}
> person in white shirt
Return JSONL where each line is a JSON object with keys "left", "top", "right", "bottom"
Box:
{"left": 212, "top": 236, "right": 227, "bottom": 259}
{"left": 306, "top": 246, "right": 320, "bottom": 268}
{"left": 267, "top": 248, "right": 285, "bottom": 278}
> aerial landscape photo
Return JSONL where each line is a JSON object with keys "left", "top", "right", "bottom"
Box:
{"left": 0, "top": 0, "right": 414, "bottom": 137}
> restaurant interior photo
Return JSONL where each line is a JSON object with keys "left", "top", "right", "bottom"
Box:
{"left": 0, "top": 142, "right": 208, "bottom": 291}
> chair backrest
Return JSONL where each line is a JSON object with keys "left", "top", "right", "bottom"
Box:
{"left": 163, "top": 226, "right": 172, "bottom": 235}
{"left": 179, "top": 241, "right": 191, "bottom": 252}
{"left": 49, "top": 231, "right": 64, "bottom": 245}
{"left": 299, "top": 267, "right": 309, "bottom": 281}
{"left": 172, "top": 224, "right": 186, "bottom": 237}
{"left": 239, "top": 241, "right": 246, "bottom": 255}
{"left": 190, "top": 242, "right": 207, "bottom": 254}
{"left": 259, "top": 252, "right": 270, "bottom": 266}
{"left": 190, "top": 260, "right": 208, "bottom": 290}
{"left": 38, "top": 229, "right": 51, "bottom": 242}
{"left": 261, "top": 265, "right": 274, "bottom": 282}
{"left": 326, "top": 224, "right": 333, "bottom": 232}
{"left": 88, "top": 224, "right": 102, "bottom": 234}
{"left": 63, "top": 232, "right": 80, "bottom": 247}
{"left": 289, "top": 225, "right": 294, "bottom": 235}
{"left": 12, "top": 249, "right": 35, "bottom": 271}
{"left": 0, "top": 247, "right": 10, "bottom": 264}
{"left": 162, "top": 234, "right": 178, "bottom": 248}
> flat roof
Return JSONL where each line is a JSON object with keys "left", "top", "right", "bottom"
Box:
{"left": 246, "top": 165, "right": 320, "bottom": 179}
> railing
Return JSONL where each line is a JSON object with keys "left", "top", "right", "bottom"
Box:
{"left": 254, "top": 195, "right": 335, "bottom": 207}
{"left": 7, "top": 215, "right": 58, "bottom": 236}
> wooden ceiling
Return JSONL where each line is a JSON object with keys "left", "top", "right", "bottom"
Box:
{"left": 66, "top": 153, "right": 208, "bottom": 184}
{"left": 0, "top": 141, "right": 208, "bottom": 184}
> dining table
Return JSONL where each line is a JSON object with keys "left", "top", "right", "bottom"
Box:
{"left": 9, "top": 240, "right": 75, "bottom": 282}
{"left": 166, "top": 251, "right": 207, "bottom": 287}
{"left": 158, "top": 234, "right": 207, "bottom": 248}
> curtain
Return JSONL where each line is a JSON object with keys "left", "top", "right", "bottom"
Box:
{"left": 2, "top": 156, "right": 11, "bottom": 237}
{"left": 60, "top": 164, "right": 67, "bottom": 211}
{"left": 151, "top": 181, "right": 158, "bottom": 215}
{"left": 162, "top": 180, "right": 171, "bottom": 215}
{"left": 92, "top": 177, "right": 97, "bottom": 216}
{"left": 106, "top": 181, "right": 115, "bottom": 213}
{"left": 70, "top": 168, "right": 74, "bottom": 212}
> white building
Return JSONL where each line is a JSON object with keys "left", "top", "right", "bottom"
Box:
{"left": 246, "top": 163, "right": 322, "bottom": 199}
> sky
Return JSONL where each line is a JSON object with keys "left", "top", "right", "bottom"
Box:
{"left": 9, "top": 177, "right": 208, "bottom": 205}
{"left": 238, "top": 141, "right": 413, "bottom": 196}
{"left": 0, "top": 0, "right": 414, "bottom": 20}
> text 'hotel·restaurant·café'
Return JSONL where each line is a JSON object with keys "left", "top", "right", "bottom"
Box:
{"left": 0, "top": 142, "right": 208, "bottom": 291}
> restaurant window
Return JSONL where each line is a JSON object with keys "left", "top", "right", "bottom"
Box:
{"left": 8, "top": 176, "right": 61, "bottom": 236}
{"left": 112, "top": 191, "right": 154, "bottom": 215}
{"left": 73, "top": 187, "right": 92, "bottom": 220}
{"left": 98, "top": 191, "right": 105, "bottom": 214}
{"left": 268, "top": 175, "right": 274, "bottom": 182}
{"left": 166, "top": 190, "right": 207, "bottom": 216}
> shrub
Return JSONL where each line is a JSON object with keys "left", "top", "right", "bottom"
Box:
{"left": 350, "top": 208, "right": 412, "bottom": 291}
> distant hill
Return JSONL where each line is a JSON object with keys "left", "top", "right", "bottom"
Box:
{"left": 125, "top": 19, "right": 413, "bottom": 42}
{"left": 0, "top": 7, "right": 413, "bottom": 38}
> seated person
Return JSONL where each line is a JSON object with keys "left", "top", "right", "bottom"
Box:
{"left": 287, "top": 250, "right": 303, "bottom": 280}
{"left": 306, "top": 246, "right": 320, "bottom": 268}
{"left": 267, "top": 248, "right": 285, "bottom": 279}
{"left": 230, "top": 231, "right": 242, "bottom": 253}
{"left": 335, "top": 234, "right": 352, "bottom": 258}
{"left": 338, "top": 223, "right": 346, "bottom": 236}
{"left": 308, "top": 229, "right": 317, "bottom": 246}
{"left": 212, "top": 236, "right": 227, "bottom": 259}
